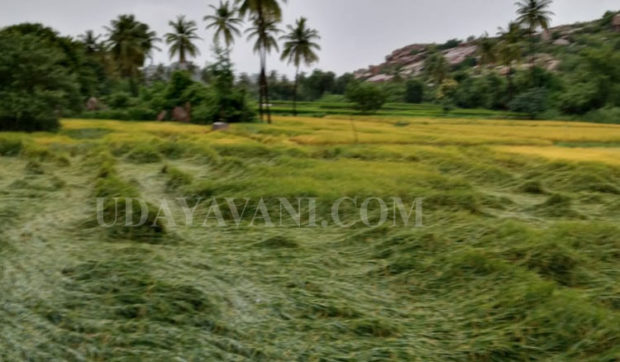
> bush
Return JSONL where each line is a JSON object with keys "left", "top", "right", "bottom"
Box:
{"left": 0, "top": 32, "right": 79, "bottom": 132}
{"left": 558, "top": 81, "right": 602, "bottom": 114}
{"left": 165, "top": 71, "right": 196, "bottom": 109}
{"left": 404, "top": 79, "right": 424, "bottom": 103}
{"left": 583, "top": 107, "right": 620, "bottom": 124}
{"left": 192, "top": 89, "right": 255, "bottom": 124}
{"left": 509, "top": 88, "right": 549, "bottom": 119}
{"left": 345, "top": 82, "right": 387, "bottom": 114}
{"left": 106, "top": 92, "right": 133, "bottom": 109}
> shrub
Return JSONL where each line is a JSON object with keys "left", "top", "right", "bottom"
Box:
{"left": 509, "top": 88, "right": 548, "bottom": 119}
{"left": 165, "top": 70, "right": 196, "bottom": 109}
{"left": 583, "top": 107, "right": 620, "bottom": 124}
{"left": 404, "top": 79, "right": 424, "bottom": 103}
{"left": 106, "top": 92, "right": 133, "bottom": 109}
{"left": 558, "top": 81, "right": 602, "bottom": 114}
{"left": 345, "top": 82, "right": 387, "bottom": 114}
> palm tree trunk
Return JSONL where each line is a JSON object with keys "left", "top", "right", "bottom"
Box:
{"left": 265, "top": 70, "right": 272, "bottom": 124}
{"left": 129, "top": 68, "right": 139, "bottom": 97}
{"left": 263, "top": 53, "right": 272, "bottom": 124}
{"left": 506, "top": 66, "right": 514, "bottom": 106}
{"left": 293, "top": 66, "right": 299, "bottom": 116}
{"left": 259, "top": 52, "right": 267, "bottom": 123}
{"left": 261, "top": 71, "right": 266, "bottom": 122}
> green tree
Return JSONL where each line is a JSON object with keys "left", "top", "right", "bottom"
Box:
{"left": 237, "top": 0, "right": 286, "bottom": 123}
{"left": 201, "top": 47, "right": 256, "bottom": 123}
{"left": 497, "top": 22, "right": 524, "bottom": 101}
{"left": 509, "top": 87, "right": 548, "bottom": 119}
{"left": 165, "top": 16, "right": 201, "bottom": 66}
{"left": 516, "top": 0, "right": 554, "bottom": 64}
{"left": 204, "top": 1, "right": 242, "bottom": 49}
{"left": 0, "top": 32, "right": 79, "bottom": 131}
{"left": 516, "top": 0, "right": 554, "bottom": 41}
{"left": 424, "top": 52, "right": 449, "bottom": 85}
{"left": 301, "top": 70, "right": 336, "bottom": 100}
{"left": 106, "top": 15, "right": 160, "bottom": 94}
{"left": 477, "top": 33, "right": 497, "bottom": 72}
{"left": 345, "top": 82, "right": 387, "bottom": 114}
{"left": 280, "top": 17, "right": 321, "bottom": 115}
{"left": 559, "top": 46, "right": 620, "bottom": 114}
{"left": 5, "top": 24, "right": 99, "bottom": 99}
{"left": 78, "top": 30, "right": 102, "bottom": 54}
{"left": 246, "top": 13, "right": 281, "bottom": 123}
{"left": 404, "top": 79, "right": 424, "bottom": 103}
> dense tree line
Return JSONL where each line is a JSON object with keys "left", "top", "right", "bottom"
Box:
{"left": 0, "top": 0, "right": 322, "bottom": 131}
{"left": 1, "top": 0, "right": 618, "bottom": 131}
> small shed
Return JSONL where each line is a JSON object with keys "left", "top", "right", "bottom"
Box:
{"left": 613, "top": 14, "right": 620, "bottom": 32}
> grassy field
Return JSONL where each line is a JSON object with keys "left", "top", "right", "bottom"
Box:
{"left": 269, "top": 101, "right": 524, "bottom": 119}
{"left": 1, "top": 115, "right": 619, "bottom": 361}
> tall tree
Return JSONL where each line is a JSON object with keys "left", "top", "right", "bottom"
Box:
{"left": 204, "top": 1, "right": 242, "bottom": 49}
{"left": 497, "top": 22, "right": 525, "bottom": 101}
{"left": 236, "top": 0, "right": 285, "bottom": 20}
{"left": 280, "top": 17, "right": 320, "bottom": 116}
{"left": 78, "top": 30, "right": 102, "bottom": 54}
{"left": 165, "top": 15, "right": 201, "bottom": 66}
{"left": 516, "top": 0, "right": 554, "bottom": 61}
{"left": 246, "top": 13, "right": 281, "bottom": 123}
{"left": 236, "top": 0, "right": 286, "bottom": 123}
{"left": 106, "top": 15, "right": 160, "bottom": 94}
{"left": 516, "top": 0, "right": 553, "bottom": 37}
{"left": 424, "top": 52, "right": 449, "bottom": 85}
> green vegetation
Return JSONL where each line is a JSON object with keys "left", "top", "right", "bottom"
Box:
{"left": 280, "top": 17, "right": 321, "bottom": 116}
{"left": 0, "top": 30, "right": 79, "bottom": 131}
{"left": 345, "top": 83, "right": 388, "bottom": 114}
{"left": 1, "top": 117, "right": 619, "bottom": 360}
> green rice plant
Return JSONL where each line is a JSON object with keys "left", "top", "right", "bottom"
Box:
{"left": 125, "top": 144, "right": 163, "bottom": 164}
{"left": 162, "top": 165, "right": 194, "bottom": 191}
{"left": 24, "top": 160, "right": 44, "bottom": 175}
{"left": 0, "top": 135, "right": 23, "bottom": 156}
{"left": 519, "top": 180, "right": 547, "bottom": 194}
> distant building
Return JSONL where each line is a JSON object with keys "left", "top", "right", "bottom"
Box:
{"left": 613, "top": 14, "right": 620, "bottom": 32}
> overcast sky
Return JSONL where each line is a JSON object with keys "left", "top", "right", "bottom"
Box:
{"left": 1, "top": 0, "right": 618, "bottom": 77}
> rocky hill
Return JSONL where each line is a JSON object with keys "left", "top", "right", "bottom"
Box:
{"left": 354, "top": 11, "right": 620, "bottom": 82}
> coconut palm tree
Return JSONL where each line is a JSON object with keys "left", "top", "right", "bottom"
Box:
{"left": 204, "top": 1, "right": 242, "bottom": 49}
{"left": 79, "top": 30, "right": 102, "bottom": 54}
{"left": 280, "top": 17, "right": 320, "bottom": 116}
{"left": 497, "top": 22, "right": 524, "bottom": 67}
{"left": 246, "top": 13, "right": 281, "bottom": 123}
{"left": 236, "top": 0, "right": 286, "bottom": 123}
{"left": 236, "top": 0, "right": 285, "bottom": 20}
{"left": 106, "top": 14, "right": 160, "bottom": 94}
{"left": 516, "top": 0, "right": 554, "bottom": 38}
{"left": 516, "top": 0, "right": 554, "bottom": 62}
{"left": 165, "top": 15, "right": 201, "bottom": 66}
{"left": 497, "top": 22, "right": 525, "bottom": 100}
